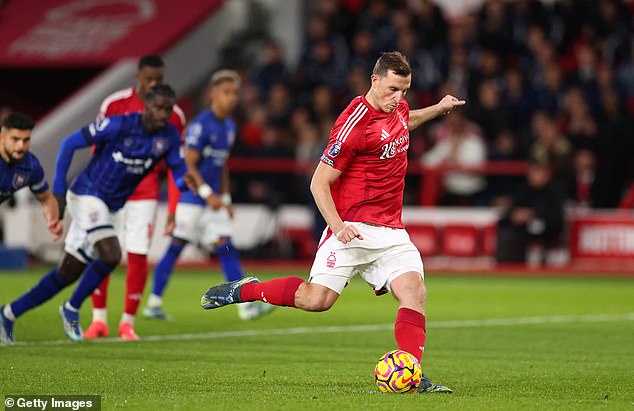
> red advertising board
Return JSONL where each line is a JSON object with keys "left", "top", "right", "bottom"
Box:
{"left": 0, "top": 0, "right": 222, "bottom": 67}
{"left": 569, "top": 213, "right": 634, "bottom": 260}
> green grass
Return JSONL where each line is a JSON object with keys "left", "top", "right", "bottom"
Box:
{"left": 1, "top": 268, "right": 633, "bottom": 410}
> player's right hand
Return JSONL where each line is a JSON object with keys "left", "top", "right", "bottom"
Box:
{"left": 53, "top": 192, "right": 67, "bottom": 219}
{"left": 48, "top": 219, "right": 64, "bottom": 241}
{"left": 183, "top": 173, "right": 198, "bottom": 192}
{"left": 335, "top": 225, "right": 363, "bottom": 244}
{"left": 206, "top": 194, "right": 223, "bottom": 210}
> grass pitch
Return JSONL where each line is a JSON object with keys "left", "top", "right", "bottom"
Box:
{"left": 1, "top": 267, "right": 633, "bottom": 410}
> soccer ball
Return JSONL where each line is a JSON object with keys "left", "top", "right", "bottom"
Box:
{"left": 374, "top": 350, "right": 422, "bottom": 394}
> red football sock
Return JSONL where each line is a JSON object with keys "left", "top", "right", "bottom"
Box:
{"left": 124, "top": 252, "right": 149, "bottom": 316}
{"left": 394, "top": 307, "right": 426, "bottom": 362}
{"left": 239, "top": 276, "right": 304, "bottom": 307}
{"left": 91, "top": 275, "right": 110, "bottom": 309}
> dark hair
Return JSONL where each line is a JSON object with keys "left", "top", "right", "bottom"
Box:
{"left": 145, "top": 84, "right": 176, "bottom": 101}
{"left": 138, "top": 55, "right": 164, "bottom": 70}
{"left": 2, "top": 112, "right": 34, "bottom": 131}
{"left": 372, "top": 51, "right": 411, "bottom": 77}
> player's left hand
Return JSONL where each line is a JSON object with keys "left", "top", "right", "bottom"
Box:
{"left": 164, "top": 213, "right": 176, "bottom": 235}
{"left": 48, "top": 219, "right": 63, "bottom": 241}
{"left": 438, "top": 94, "right": 466, "bottom": 115}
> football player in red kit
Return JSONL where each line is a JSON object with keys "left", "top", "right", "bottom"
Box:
{"left": 200, "top": 51, "right": 465, "bottom": 393}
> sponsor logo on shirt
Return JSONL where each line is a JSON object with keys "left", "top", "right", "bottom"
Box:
{"left": 328, "top": 141, "right": 342, "bottom": 157}
{"left": 111, "top": 151, "right": 153, "bottom": 174}
{"left": 202, "top": 146, "right": 229, "bottom": 159}
{"left": 379, "top": 133, "right": 410, "bottom": 160}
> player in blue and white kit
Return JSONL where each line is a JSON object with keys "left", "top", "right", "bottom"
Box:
{"left": 0, "top": 113, "right": 65, "bottom": 345}
{"left": 0, "top": 85, "right": 188, "bottom": 343}
{"left": 144, "top": 70, "right": 273, "bottom": 321}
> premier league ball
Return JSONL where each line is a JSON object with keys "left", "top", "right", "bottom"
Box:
{"left": 374, "top": 350, "right": 422, "bottom": 394}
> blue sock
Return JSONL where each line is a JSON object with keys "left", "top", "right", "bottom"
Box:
{"left": 10, "top": 269, "right": 68, "bottom": 318}
{"left": 68, "top": 259, "right": 112, "bottom": 310}
{"left": 152, "top": 242, "right": 185, "bottom": 297}
{"left": 215, "top": 241, "right": 244, "bottom": 282}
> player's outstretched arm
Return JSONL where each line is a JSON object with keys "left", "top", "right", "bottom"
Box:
{"left": 34, "top": 189, "right": 63, "bottom": 240}
{"left": 408, "top": 95, "right": 466, "bottom": 132}
{"left": 183, "top": 147, "right": 222, "bottom": 210}
{"left": 310, "top": 162, "right": 363, "bottom": 244}
{"left": 52, "top": 130, "right": 93, "bottom": 193}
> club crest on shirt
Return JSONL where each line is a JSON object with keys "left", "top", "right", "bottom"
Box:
{"left": 123, "top": 137, "right": 134, "bottom": 147}
{"left": 13, "top": 173, "right": 27, "bottom": 189}
{"left": 152, "top": 138, "right": 168, "bottom": 156}
{"left": 328, "top": 141, "right": 342, "bottom": 158}
{"left": 397, "top": 113, "right": 408, "bottom": 130}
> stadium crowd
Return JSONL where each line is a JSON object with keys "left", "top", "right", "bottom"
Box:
{"left": 218, "top": 0, "right": 633, "bottom": 211}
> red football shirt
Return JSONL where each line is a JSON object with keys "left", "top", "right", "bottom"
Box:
{"left": 99, "top": 88, "right": 185, "bottom": 205}
{"left": 320, "top": 95, "right": 410, "bottom": 228}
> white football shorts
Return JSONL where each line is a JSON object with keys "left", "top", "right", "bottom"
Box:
{"left": 309, "top": 222, "right": 424, "bottom": 294}
{"left": 64, "top": 192, "right": 118, "bottom": 264}
{"left": 115, "top": 199, "right": 158, "bottom": 254}
{"left": 172, "top": 203, "right": 232, "bottom": 247}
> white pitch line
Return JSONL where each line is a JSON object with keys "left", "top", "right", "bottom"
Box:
{"left": 8, "top": 313, "right": 634, "bottom": 347}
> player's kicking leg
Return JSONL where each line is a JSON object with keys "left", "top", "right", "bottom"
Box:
{"left": 212, "top": 238, "right": 275, "bottom": 321}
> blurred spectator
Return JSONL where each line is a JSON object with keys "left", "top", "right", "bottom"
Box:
{"left": 560, "top": 87, "right": 598, "bottom": 150}
{"left": 413, "top": 0, "right": 447, "bottom": 49}
{"left": 594, "top": 87, "right": 633, "bottom": 207}
{"left": 529, "top": 110, "right": 572, "bottom": 193}
{"left": 247, "top": 125, "right": 293, "bottom": 205}
{"left": 250, "top": 41, "right": 289, "bottom": 100}
{"left": 266, "top": 83, "right": 293, "bottom": 128}
{"left": 477, "top": 0, "right": 513, "bottom": 56}
{"left": 467, "top": 79, "right": 509, "bottom": 142}
{"left": 301, "top": 40, "right": 349, "bottom": 92}
{"left": 444, "top": 47, "right": 472, "bottom": 100}
{"left": 509, "top": 0, "right": 548, "bottom": 49}
{"left": 484, "top": 130, "right": 525, "bottom": 207}
{"left": 421, "top": 108, "right": 487, "bottom": 206}
{"left": 496, "top": 161, "right": 565, "bottom": 264}
{"left": 533, "top": 62, "right": 567, "bottom": 116}
{"left": 236, "top": 105, "right": 267, "bottom": 154}
{"left": 501, "top": 67, "right": 534, "bottom": 132}
{"left": 311, "top": 85, "right": 336, "bottom": 121}
{"left": 396, "top": 28, "right": 441, "bottom": 94}
{"left": 564, "top": 147, "right": 599, "bottom": 210}
{"left": 355, "top": 0, "right": 394, "bottom": 52}
{"left": 349, "top": 30, "right": 376, "bottom": 73}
